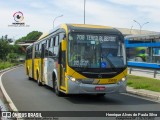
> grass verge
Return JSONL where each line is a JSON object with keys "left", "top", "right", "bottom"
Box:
{"left": 127, "top": 75, "right": 160, "bottom": 92}
{"left": 0, "top": 61, "right": 15, "bottom": 70}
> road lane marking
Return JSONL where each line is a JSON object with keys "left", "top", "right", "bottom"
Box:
{"left": 0, "top": 67, "right": 19, "bottom": 111}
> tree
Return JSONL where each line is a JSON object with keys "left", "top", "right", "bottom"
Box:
{"left": 0, "top": 36, "right": 23, "bottom": 61}
{"left": 15, "top": 31, "right": 42, "bottom": 44}
{"left": 1, "top": 35, "right": 13, "bottom": 43}
{"left": 0, "top": 39, "right": 10, "bottom": 60}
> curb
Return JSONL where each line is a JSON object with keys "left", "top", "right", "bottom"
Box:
{"left": 127, "top": 86, "right": 160, "bottom": 101}
{"left": 0, "top": 64, "right": 23, "bottom": 111}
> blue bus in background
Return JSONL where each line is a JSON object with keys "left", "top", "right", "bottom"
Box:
{"left": 125, "top": 33, "right": 160, "bottom": 69}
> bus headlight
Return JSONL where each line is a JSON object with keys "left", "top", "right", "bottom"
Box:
{"left": 118, "top": 77, "right": 127, "bottom": 84}
{"left": 67, "top": 76, "right": 76, "bottom": 82}
{"left": 71, "top": 77, "right": 76, "bottom": 82}
{"left": 122, "top": 77, "right": 127, "bottom": 81}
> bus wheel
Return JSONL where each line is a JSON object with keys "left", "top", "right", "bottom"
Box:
{"left": 37, "top": 73, "right": 42, "bottom": 86}
{"left": 27, "top": 69, "right": 32, "bottom": 80}
{"left": 28, "top": 77, "right": 32, "bottom": 80}
{"left": 54, "top": 78, "right": 63, "bottom": 96}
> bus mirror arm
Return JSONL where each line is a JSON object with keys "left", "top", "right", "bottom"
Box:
{"left": 58, "top": 55, "right": 62, "bottom": 64}
{"left": 63, "top": 34, "right": 66, "bottom": 39}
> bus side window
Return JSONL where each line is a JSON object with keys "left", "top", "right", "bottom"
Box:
{"left": 50, "top": 38, "right": 53, "bottom": 47}
{"left": 55, "top": 36, "right": 59, "bottom": 46}
{"left": 47, "top": 39, "right": 49, "bottom": 47}
{"left": 59, "top": 33, "right": 66, "bottom": 42}
{"left": 45, "top": 40, "right": 49, "bottom": 57}
{"left": 26, "top": 49, "right": 28, "bottom": 60}
{"left": 39, "top": 43, "right": 41, "bottom": 58}
{"left": 53, "top": 37, "right": 56, "bottom": 46}
{"left": 48, "top": 39, "right": 51, "bottom": 48}
{"left": 30, "top": 46, "right": 33, "bottom": 59}
{"left": 27, "top": 48, "right": 30, "bottom": 59}
{"left": 53, "top": 36, "right": 59, "bottom": 56}
{"left": 41, "top": 41, "right": 46, "bottom": 58}
{"left": 35, "top": 44, "right": 39, "bottom": 58}
{"left": 35, "top": 45, "right": 37, "bottom": 58}
{"left": 48, "top": 38, "right": 54, "bottom": 56}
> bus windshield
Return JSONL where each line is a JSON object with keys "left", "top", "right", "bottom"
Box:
{"left": 68, "top": 33, "right": 126, "bottom": 68}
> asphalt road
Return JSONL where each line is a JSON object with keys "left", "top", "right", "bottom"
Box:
{"left": 1, "top": 66, "right": 160, "bottom": 120}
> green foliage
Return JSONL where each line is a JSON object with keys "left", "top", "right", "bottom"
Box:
{"left": 6, "top": 53, "right": 18, "bottom": 62}
{"left": 127, "top": 75, "right": 160, "bottom": 92}
{"left": 10, "top": 44, "right": 23, "bottom": 55}
{"left": 15, "top": 31, "right": 42, "bottom": 44}
{"left": 0, "top": 61, "right": 14, "bottom": 70}
{"left": 1, "top": 35, "right": 13, "bottom": 43}
{"left": 0, "top": 40, "right": 10, "bottom": 60}
{"left": 0, "top": 37, "right": 24, "bottom": 61}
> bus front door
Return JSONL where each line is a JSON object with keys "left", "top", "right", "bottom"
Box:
{"left": 41, "top": 43, "right": 45, "bottom": 83}
{"left": 59, "top": 44, "right": 66, "bottom": 90}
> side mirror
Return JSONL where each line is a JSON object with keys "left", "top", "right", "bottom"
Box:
{"left": 41, "top": 44, "right": 45, "bottom": 58}
{"left": 63, "top": 34, "right": 66, "bottom": 39}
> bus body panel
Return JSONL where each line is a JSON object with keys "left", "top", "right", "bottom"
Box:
{"left": 34, "top": 58, "right": 40, "bottom": 80}
{"left": 43, "top": 57, "right": 55, "bottom": 87}
{"left": 26, "top": 59, "right": 32, "bottom": 78}
{"left": 65, "top": 67, "right": 127, "bottom": 94}
{"left": 67, "top": 78, "right": 126, "bottom": 94}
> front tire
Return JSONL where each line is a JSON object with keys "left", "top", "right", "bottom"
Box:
{"left": 53, "top": 77, "right": 63, "bottom": 96}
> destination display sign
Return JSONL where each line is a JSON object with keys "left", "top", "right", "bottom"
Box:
{"left": 75, "top": 34, "right": 117, "bottom": 42}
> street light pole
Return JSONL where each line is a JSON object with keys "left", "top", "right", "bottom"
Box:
{"left": 133, "top": 20, "right": 149, "bottom": 34}
{"left": 84, "top": 0, "right": 86, "bottom": 24}
{"left": 53, "top": 15, "right": 63, "bottom": 28}
{"left": 130, "top": 26, "right": 133, "bottom": 34}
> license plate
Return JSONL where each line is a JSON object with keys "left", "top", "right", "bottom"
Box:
{"left": 95, "top": 86, "right": 106, "bottom": 91}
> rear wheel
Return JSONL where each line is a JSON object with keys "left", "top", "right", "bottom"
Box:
{"left": 27, "top": 69, "right": 32, "bottom": 80}
{"left": 28, "top": 76, "right": 32, "bottom": 80}
{"left": 37, "top": 72, "right": 42, "bottom": 86}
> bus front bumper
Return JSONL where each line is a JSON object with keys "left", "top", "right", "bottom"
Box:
{"left": 67, "top": 79, "right": 126, "bottom": 94}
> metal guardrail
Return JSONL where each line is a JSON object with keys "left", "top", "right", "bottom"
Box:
{"left": 128, "top": 67, "right": 160, "bottom": 78}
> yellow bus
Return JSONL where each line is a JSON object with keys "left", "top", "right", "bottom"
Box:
{"left": 25, "top": 24, "right": 127, "bottom": 96}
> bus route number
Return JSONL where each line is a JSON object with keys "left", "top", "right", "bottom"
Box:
{"left": 77, "top": 35, "right": 85, "bottom": 40}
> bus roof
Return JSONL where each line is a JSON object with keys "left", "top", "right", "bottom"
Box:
{"left": 38, "top": 32, "right": 49, "bottom": 40}
{"left": 37, "top": 23, "right": 123, "bottom": 41}
{"left": 67, "top": 24, "right": 122, "bottom": 34}
{"left": 68, "top": 24, "right": 112, "bottom": 29}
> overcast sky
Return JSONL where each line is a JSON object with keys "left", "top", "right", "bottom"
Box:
{"left": 0, "top": 0, "right": 160, "bottom": 40}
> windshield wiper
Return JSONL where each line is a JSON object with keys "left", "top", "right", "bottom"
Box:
{"left": 102, "top": 56, "right": 117, "bottom": 71}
